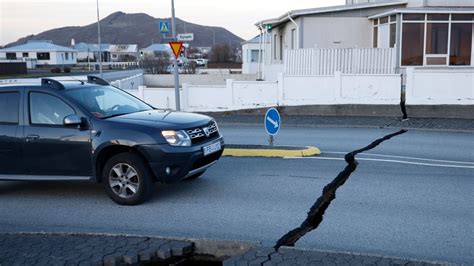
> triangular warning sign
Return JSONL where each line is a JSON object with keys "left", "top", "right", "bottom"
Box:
{"left": 169, "top": 42, "right": 184, "bottom": 59}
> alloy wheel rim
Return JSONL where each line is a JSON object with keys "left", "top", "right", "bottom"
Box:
{"left": 109, "top": 163, "right": 140, "bottom": 199}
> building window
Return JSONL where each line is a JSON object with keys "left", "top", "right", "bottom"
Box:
{"left": 450, "top": 23, "right": 472, "bottom": 66}
{"left": 250, "top": 50, "right": 259, "bottom": 62}
{"left": 65, "top": 52, "right": 69, "bottom": 60}
{"left": 389, "top": 23, "right": 396, "bottom": 48}
{"left": 402, "top": 23, "right": 424, "bottom": 66}
{"left": 279, "top": 35, "right": 283, "bottom": 60}
{"left": 37, "top": 52, "right": 50, "bottom": 60}
{"left": 291, "top": 29, "right": 296, "bottom": 49}
{"left": 6, "top": 53, "right": 16, "bottom": 60}
{"left": 426, "top": 23, "right": 448, "bottom": 54}
{"left": 451, "top": 14, "right": 474, "bottom": 21}
{"left": 22, "top": 52, "right": 28, "bottom": 58}
{"left": 403, "top": 14, "right": 425, "bottom": 21}
{"left": 373, "top": 26, "right": 378, "bottom": 48}
{"left": 273, "top": 34, "right": 277, "bottom": 60}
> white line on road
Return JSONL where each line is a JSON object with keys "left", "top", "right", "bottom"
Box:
{"left": 284, "top": 157, "right": 474, "bottom": 169}
{"left": 322, "top": 151, "right": 474, "bottom": 165}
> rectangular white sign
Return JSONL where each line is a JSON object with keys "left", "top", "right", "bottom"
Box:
{"left": 177, "top": 33, "right": 194, "bottom": 42}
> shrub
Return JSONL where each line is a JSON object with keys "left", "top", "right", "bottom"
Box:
{"left": 63, "top": 67, "right": 71, "bottom": 73}
{"left": 50, "top": 67, "right": 62, "bottom": 73}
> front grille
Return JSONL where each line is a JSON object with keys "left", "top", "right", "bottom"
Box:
{"left": 186, "top": 121, "right": 220, "bottom": 144}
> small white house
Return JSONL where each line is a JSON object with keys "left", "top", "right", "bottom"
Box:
{"left": 139, "top": 44, "right": 172, "bottom": 58}
{"left": 0, "top": 40, "right": 78, "bottom": 68}
{"left": 109, "top": 44, "right": 138, "bottom": 62}
{"left": 242, "top": 35, "right": 270, "bottom": 75}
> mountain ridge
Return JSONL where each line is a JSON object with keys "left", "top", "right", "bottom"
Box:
{"left": 6, "top": 11, "right": 244, "bottom": 49}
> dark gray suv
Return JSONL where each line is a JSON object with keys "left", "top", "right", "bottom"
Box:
{"left": 0, "top": 76, "right": 224, "bottom": 205}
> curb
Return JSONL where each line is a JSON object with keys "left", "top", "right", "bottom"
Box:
{"left": 223, "top": 145, "right": 321, "bottom": 158}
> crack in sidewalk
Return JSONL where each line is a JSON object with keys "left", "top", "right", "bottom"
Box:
{"left": 274, "top": 130, "right": 407, "bottom": 250}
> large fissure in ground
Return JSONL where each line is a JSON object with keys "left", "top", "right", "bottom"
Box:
{"left": 275, "top": 129, "right": 407, "bottom": 249}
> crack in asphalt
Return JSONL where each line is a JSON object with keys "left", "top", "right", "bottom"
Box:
{"left": 273, "top": 129, "right": 408, "bottom": 250}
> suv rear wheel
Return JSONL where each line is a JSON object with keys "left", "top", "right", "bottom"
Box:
{"left": 102, "top": 153, "right": 155, "bottom": 205}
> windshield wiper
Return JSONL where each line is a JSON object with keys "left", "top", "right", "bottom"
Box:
{"left": 102, "top": 113, "right": 131, "bottom": 119}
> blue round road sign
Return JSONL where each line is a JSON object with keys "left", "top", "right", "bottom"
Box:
{"left": 265, "top": 108, "right": 281, "bottom": 136}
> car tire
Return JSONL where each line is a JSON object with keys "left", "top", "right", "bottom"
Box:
{"left": 102, "top": 152, "right": 155, "bottom": 205}
{"left": 184, "top": 170, "right": 206, "bottom": 181}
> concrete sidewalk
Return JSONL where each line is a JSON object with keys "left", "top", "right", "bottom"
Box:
{"left": 206, "top": 114, "right": 474, "bottom": 133}
{"left": 0, "top": 233, "right": 452, "bottom": 265}
{"left": 223, "top": 247, "right": 450, "bottom": 266}
{"left": 0, "top": 233, "right": 193, "bottom": 265}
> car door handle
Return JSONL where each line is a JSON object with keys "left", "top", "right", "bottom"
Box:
{"left": 25, "top": 135, "right": 40, "bottom": 142}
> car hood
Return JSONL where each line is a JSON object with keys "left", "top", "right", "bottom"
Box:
{"left": 106, "top": 110, "right": 212, "bottom": 129}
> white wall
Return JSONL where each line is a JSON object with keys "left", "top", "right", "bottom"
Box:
{"left": 144, "top": 74, "right": 258, "bottom": 87}
{"left": 405, "top": 68, "right": 474, "bottom": 105}
{"left": 302, "top": 17, "right": 373, "bottom": 49}
{"left": 111, "top": 74, "right": 144, "bottom": 91}
{"left": 279, "top": 73, "right": 401, "bottom": 105}
{"left": 128, "top": 73, "right": 401, "bottom": 112}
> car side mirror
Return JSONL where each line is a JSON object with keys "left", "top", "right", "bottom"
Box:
{"left": 64, "top": 114, "right": 84, "bottom": 127}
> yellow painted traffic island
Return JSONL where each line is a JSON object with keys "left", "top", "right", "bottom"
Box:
{"left": 223, "top": 144, "right": 321, "bottom": 158}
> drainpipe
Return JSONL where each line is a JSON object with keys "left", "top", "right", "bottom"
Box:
{"left": 288, "top": 12, "right": 299, "bottom": 49}
{"left": 257, "top": 24, "right": 263, "bottom": 80}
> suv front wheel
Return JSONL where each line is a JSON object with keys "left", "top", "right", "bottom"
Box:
{"left": 102, "top": 153, "right": 155, "bottom": 205}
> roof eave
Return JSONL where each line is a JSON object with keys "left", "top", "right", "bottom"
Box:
{"left": 255, "top": 1, "right": 408, "bottom": 27}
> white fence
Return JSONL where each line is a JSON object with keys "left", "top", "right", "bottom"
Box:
{"left": 405, "top": 68, "right": 474, "bottom": 105}
{"left": 285, "top": 48, "right": 396, "bottom": 76}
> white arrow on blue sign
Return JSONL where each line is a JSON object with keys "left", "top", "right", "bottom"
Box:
{"left": 265, "top": 108, "right": 281, "bottom": 136}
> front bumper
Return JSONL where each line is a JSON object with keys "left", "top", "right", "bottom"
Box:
{"left": 137, "top": 136, "right": 225, "bottom": 183}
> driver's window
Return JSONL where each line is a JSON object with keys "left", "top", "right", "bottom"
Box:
{"left": 30, "top": 92, "right": 75, "bottom": 125}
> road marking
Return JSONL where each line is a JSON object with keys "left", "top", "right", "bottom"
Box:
{"left": 322, "top": 151, "right": 474, "bottom": 165}
{"left": 284, "top": 157, "right": 474, "bottom": 169}
{"left": 266, "top": 117, "right": 279, "bottom": 128}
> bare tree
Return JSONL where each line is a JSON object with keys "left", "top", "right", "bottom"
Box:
{"left": 210, "top": 43, "right": 232, "bottom": 62}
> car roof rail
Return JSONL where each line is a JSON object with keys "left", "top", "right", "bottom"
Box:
{"left": 41, "top": 78, "right": 66, "bottom": 90}
{"left": 87, "top": 75, "right": 110, "bottom": 86}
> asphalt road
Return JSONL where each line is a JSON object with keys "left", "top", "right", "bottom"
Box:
{"left": 0, "top": 126, "right": 472, "bottom": 264}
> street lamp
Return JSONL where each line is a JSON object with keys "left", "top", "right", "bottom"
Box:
{"left": 96, "top": 0, "right": 103, "bottom": 77}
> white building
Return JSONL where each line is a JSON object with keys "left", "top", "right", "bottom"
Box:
{"left": 255, "top": 0, "right": 474, "bottom": 80}
{"left": 0, "top": 40, "right": 78, "bottom": 68}
{"left": 109, "top": 44, "right": 138, "bottom": 62}
{"left": 139, "top": 44, "right": 172, "bottom": 58}
{"left": 242, "top": 35, "right": 270, "bottom": 75}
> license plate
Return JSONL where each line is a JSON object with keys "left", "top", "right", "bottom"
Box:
{"left": 203, "top": 142, "right": 221, "bottom": 156}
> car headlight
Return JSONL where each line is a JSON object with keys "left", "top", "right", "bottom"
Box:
{"left": 161, "top": 130, "right": 191, "bottom": 147}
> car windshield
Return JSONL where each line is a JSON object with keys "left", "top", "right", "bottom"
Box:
{"left": 65, "top": 86, "right": 153, "bottom": 119}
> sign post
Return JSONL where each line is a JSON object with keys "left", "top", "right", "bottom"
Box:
{"left": 170, "top": 0, "right": 180, "bottom": 111}
{"left": 264, "top": 108, "right": 281, "bottom": 146}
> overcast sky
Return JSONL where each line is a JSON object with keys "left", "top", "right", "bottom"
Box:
{"left": 0, "top": 0, "right": 345, "bottom": 45}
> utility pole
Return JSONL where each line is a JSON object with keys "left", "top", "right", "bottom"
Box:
{"left": 96, "top": 0, "right": 103, "bottom": 77}
{"left": 171, "top": 0, "right": 181, "bottom": 111}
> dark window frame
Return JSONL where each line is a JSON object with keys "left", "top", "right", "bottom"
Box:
{"left": 36, "top": 52, "right": 51, "bottom": 61}
{"left": 6, "top": 53, "right": 17, "bottom": 60}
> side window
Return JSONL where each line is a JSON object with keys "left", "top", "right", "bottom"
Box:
{"left": 30, "top": 92, "right": 75, "bottom": 125}
{"left": 0, "top": 92, "right": 20, "bottom": 124}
